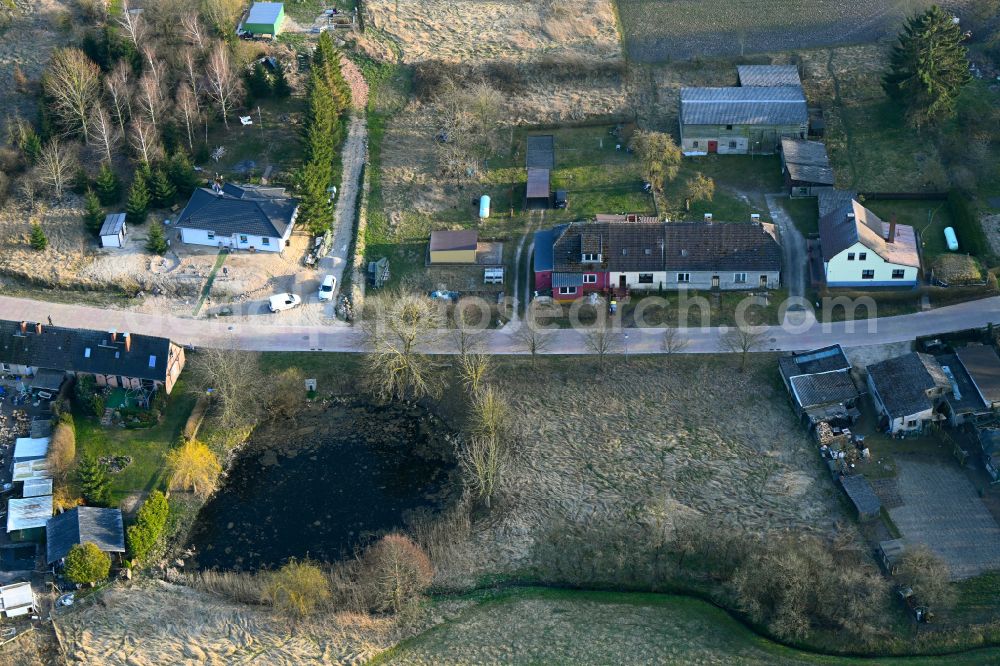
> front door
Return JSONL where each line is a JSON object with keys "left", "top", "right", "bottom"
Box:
{"left": 708, "top": 141, "right": 718, "bottom": 153}
{"left": 759, "top": 275, "right": 768, "bottom": 288}
{"left": 619, "top": 275, "right": 627, "bottom": 289}
{"left": 711, "top": 275, "right": 720, "bottom": 289}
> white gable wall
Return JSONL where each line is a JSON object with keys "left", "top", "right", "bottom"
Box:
{"left": 824, "top": 241, "right": 918, "bottom": 287}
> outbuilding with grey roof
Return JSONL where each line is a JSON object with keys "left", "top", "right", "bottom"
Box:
{"left": 680, "top": 86, "right": 808, "bottom": 155}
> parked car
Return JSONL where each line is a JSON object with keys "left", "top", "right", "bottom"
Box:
{"left": 318, "top": 275, "right": 337, "bottom": 301}
{"left": 268, "top": 293, "right": 302, "bottom": 312}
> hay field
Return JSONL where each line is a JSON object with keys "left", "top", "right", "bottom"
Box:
{"left": 53, "top": 580, "right": 404, "bottom": 666}
{"left": 430, "top": 355, "right": 847, "bottom": 585}
{"left": 617, "top": 0, "right": 973, "bottom": 62}
{"left": 365, "top": 0, "right": 622, "bottom": 64}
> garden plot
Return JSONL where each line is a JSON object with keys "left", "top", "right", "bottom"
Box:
{"left": 617, "top": 0, "right": 973, "bottom": 62}
{"left": 365, "top": 0, "right": 621, "bottom": 64}
{"left": 432, "top": 355, "right": 847, "bottom": 585}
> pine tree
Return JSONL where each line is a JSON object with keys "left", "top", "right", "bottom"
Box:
{"left": 83, "top": 189, "right": 104, "bottom": 235}
{"left": 126, "top": 175, "right": 150, "bottom": 226}
{"left": 313, "top": 32, "right": 351, "bottom": 113}
{"left": 883, "top": 5, "right": 972, "bottom": 127}
{"left": 23, "top": 131, "right": 42, "bottom": 164}
{"left": 78, "top": 454, "right": 111, "bottom": 507}
{"left": 29, "top": 223, "right": 48, "bottom": 251}
{"left": 273, "top": 60, "right": 291, "bottom": 99}
{"left": 151, "top": 168, "right": 177, "bottom": 208}
{"left": 166, "top": 152, "right": 201, "bottom": 197}
{"left": 95, "top": 163, "right": 121, "bottom": 205}
{"left": 146, "top": 220, "right": 168, "bottom": 254}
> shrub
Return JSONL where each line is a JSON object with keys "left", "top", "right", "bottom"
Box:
{"left": 263, "top": 559, "right": 330, "bottom": 618}
{"left": 29, "top": 224, "right": 48, "bottom": 251}
{"left": 83, "top": 189, "right": 104, "bottom": 236}
{"left": 146, "top": 221, "right": 168, "bottom": 255}
{"left": 166, "top": 439, "right": 221, "bottom": 497}
{"left": 74, "top": 375, "right": 105, "bottom": 417}
{"left": 126, "top": 490, "right": 169, "bottom": 563}
{"left": 359, "top": 534, "right": 433, "bottom": 614}
{"left": 77, "top": 454, "right": 111, "bottom": 507}
{"left": 64, "top": 542, "right": 111, "bottom": 584}
{"left": 47, "top": 418, "right": 76, "bottom": 481}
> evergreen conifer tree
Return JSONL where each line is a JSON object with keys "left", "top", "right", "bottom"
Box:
{"left": 83, "top": 189, "right": 104, "bottom": 235}
{"left": 883, "top": 5, "right": 972, "bottom": 126}
{"left": 126, "top": 174, "right": 151, "bottom": 226}
{"left": 95, "top": 163, "right": 121, "bottom": 205}
{"left": 29, "top": 223, "right": 48, "bottom": 251}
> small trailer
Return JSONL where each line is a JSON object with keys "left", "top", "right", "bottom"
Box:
{"left": 484, "top": 267, "right": 504, "bottom": 285}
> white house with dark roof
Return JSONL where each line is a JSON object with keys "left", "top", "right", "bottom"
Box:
{"left": 174, "top": 183, "right": 299, "bottom": 252}
{"left": 819, "top": 199, "right": 920, "bottom": 287}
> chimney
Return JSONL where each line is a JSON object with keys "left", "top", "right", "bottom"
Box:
{"left": 19, "top": 321, "right": 27, "bottom": 334}
{"left": 750, "top": 213, "right": 761, "bottom": 224}
{"left": 887, "top": 214, "right": 897, "bottom": 244}
{"left": 123, "top": 332, "right": 131, "bottom": 352}
{"left": 110, "top": 330, "right": 117, "bottom": 342}
{"left": 704, "top": 213, "right": 713, "bottom": 223}
{"left": 35, "top": 322, "right": 42, "bottom": 335}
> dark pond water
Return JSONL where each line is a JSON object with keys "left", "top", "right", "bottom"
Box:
{"left": 185, "top": 399, "right": 455, "bottom": 571}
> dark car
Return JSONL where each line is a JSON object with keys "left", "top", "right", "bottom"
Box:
{"left": 553, "top": 190, "right": 568, "bottom": 209}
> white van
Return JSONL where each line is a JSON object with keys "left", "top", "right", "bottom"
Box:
{"left": 318, "top": 275, "right": 337, "bottom": 301}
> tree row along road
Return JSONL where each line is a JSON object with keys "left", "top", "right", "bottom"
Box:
{"left": 2, "top": 295, "right": 998, "bottom": 355}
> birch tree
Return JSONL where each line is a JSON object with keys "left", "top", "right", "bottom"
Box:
{"left": 176, "top": 85, "right": 200, "bottom": 151}
{"left": 88, "top": 105, "right": 121, "bottom": 164}
{"left": 181, "top": 13, "right": 207, "bottom": 50}
{"left": 136, "top": 72, "right": 164, "bottom": 134}
{"left": 142, "top": 45, "right": 167, "bottom": 92}
{"left": 129, "top": 118, "right": 162, "bottom": 165}
{"left": 205, "top": 44, "right": 242, "bottom": 129}
{"left": 44, "top": 48, "right": 101, "bottom": 141}
{"left": 181, "top": 48, "right": 204, "bottom": 111}
{"left": 37, "top": 140, "right": 78, "bottom": 201}
{"left": 117, "top": 0, "right": 148, "bottom": 50}
{"left": 106, "top": 60, "right": 133, "bottom": 136}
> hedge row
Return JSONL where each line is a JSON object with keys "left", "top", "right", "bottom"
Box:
{"left": 126, "top": 490, "right": 169, "bottom": 564}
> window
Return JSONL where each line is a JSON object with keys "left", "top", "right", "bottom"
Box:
{"left": 644, "top": 248, "right": 651, "bottom": 255}
{"left": 558, "top": 286, "right": 577, "bottom": 295}
{"left": 797, "top": 187, "right": 809, "bottom": 196}
{"left": 859, "top": 252, "right": 867, "bottom": 261}
{"left": 728, "top": 141, "right": 737, "bottom": 149}
{"left": 847, "top": 252, "right": 855, "bottom": 261}
{"left": 734, "top": 272, "right": 747, "bottom": 283}
{"left": 677, "top": 273, "right": 690, "bottom": 283}
{"left": 583, "top": 274, "right": 597, "bottom": 284}
{"left": 261, "top": 237, "right": 270, "bottom": 246}
{"left": 207, "top": 231, "right": 216, "bottom": 240}
{"left": 892, "top": 269, "right": 905, "bottom": 279}
{"left": 693, "top": 141, "right": 699, "bottom": 148}
{"left": 582, "top": 253, "right": 600, "bottom": 262}
{"left": 862, "top": 269, "right": 875, "bottom": 280}
{"left": 148, "top": 355, "right": 157, "bottom": 368}
{"left": 239, "top": 234, "right": 248, "bottom": 243}
{"left": 622, "top": 249, "right": 628, "bottom": 256}
{"left": 638, "top": 273, "right": 654, "bottom": 284}
{"left": 84, "top": 347, "right": 91, "bottom": 358}
{"left": 725, "top": 124, "right": 733, "bottom": 130}
{"left": 906, "top": 420, "right": 917, "bottom": 428}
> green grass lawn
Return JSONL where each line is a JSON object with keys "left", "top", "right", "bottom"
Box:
{"left": 864, "top": 199, "right": 953, "bottom": 258}
{"left": 74, "top": 382, "right": 196, "bottom": 504}
{"left": 665, "top": 155, "right": 783, "bottom": 222}
{"left": 377, "top": 587, "right": 1000, "bottom": 664}
{"left": 784, "top": 197, "right": 820, "bottom": 236}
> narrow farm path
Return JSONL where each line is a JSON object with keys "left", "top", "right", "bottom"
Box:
{"left": 826, "top": 50, "right": 859, "bottom": 189}
{"left": 765, "top": 194, "right": 807, "bottom": 301}
{"left": 510, "top": 210, "right": 545, "bottom": 322}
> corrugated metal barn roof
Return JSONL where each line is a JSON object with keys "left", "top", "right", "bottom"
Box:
{"left": 681, "top": 87, "right": 808, "bottom": 126}
{"left": 737, "top": 65, "right": 801, "bottom": 87}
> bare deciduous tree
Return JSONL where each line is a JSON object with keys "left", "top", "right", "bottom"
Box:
{"left": 44, "top": 48, "right": 101, "bottom": 140}
{"left": 141, "top": 45, "right": 167, "bottom": 92}
{"left": 584, "top": 320, "right": 620, "bottom": 369}
{"left": 897, "top": 545, "right": 956, "bottom": 611}
{"left": 37, "top": 140, "right": 78, "bottom": 201}
{"left": 136, "top": 72, "right": 164, "bottom": 134}
{"left": 188, "top": 348, "right": 267, "bottom": 433}
{"left": 176, "top": 85, "right": 200, "bottom": 151}
{"left": 106, "top": 60, "right": 133, "bottom": 136}
{"left": 129, "top": 117, "right": 162, "bottom": 165}
{"left": 629, "top": 129, "right": 682, "bottom": 194}
{"left": 660, "top": 327, "right": 690, "bottom": 362}
{"left": 116, "top": 0, "right": 148, "bottom": 50}
{"left": 458, "top": 353, "right": 492, "bottom": 395}
{"left": 205, "top": 43, "right": 242, "bottom": 130}
{"left": 460, "top": 385, "right": 519, "bottom": 508}
{"left": 181, "top": 13, "right": 207, "bottom": 50}
{"left": 88, "top": 105, "right": 121, "bottom": 164}
{"left": 359, "top": 534, "right": 434, "bottom": 614}
{"left": 181, "top": 48, "right": 204, "bottom": 111}
{"left": 719, "top": 325, "right": 766, "bottom": 373}
{"left": 362, "top": 291, "right": 445, "bottom": 402}
{"left": 514, "top": 324, "right": 553, "bottom": 367}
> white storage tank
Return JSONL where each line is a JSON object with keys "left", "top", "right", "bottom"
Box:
{"left": 944, "top": 226, "right": 959, "bottom": 251}
{"left": 479, "top": 195, "right": 490, "bottom": 219}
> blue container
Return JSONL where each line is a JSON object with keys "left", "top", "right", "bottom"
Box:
{"left": 944, "top": 226, "right": 959, "bottom": 252}
{"left": 479, "top": 195, "right": 491, "bottom": 219}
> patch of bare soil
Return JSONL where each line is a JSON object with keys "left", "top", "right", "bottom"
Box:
{"left": 430, "top": 356, "right": 848, "bottom": 586}
{"left": 365, "top": 0, "right": 621, "bottom": 64}
{"left": 53, "top": 580, "right": 402, "bottom": 665}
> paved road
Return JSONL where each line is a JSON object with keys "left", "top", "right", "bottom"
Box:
{"left": 3, "top": 295, "right": 998, "bottom": 355}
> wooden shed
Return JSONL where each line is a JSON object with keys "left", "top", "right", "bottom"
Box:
{"left": 429, "top": 230, "right": 478, "bottom": 264}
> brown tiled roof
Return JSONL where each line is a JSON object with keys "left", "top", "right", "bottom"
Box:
{"left": 552, "top": 222, "right": 665, "bottom": 273}
{"left": 819, "top": 200, "right": 920, "bottom": 268}
{"left": 664, "top": 222, "right": 781, "bottom": 271}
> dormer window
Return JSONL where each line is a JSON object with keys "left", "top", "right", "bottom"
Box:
{"left": 581, "top": 253, "right": 601, "bottom": 262}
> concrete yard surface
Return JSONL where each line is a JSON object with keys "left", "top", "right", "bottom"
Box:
{"left": 888, "top": 459, "right": 1000, "bottom": 580}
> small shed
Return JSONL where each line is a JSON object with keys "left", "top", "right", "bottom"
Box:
{"left": 244, "top": 2, "right": 285, "bottom": 36}
{"left": 878, "top": 539, "right": 906, "bottom": 575}
{"left": 7, "top": 495, "right": 53, "bottom": 539}
{"left": 13, "top": 437, "right": 49, "bottom": 464}
{"left": 526, "top": 168, "right": 551, "bottom": 209}
{"left": 0, "top": 582, "right": 36, "bottom": 618}
{"left": 429, "top": 230, "right": 478, "bottom": 264}
{"left": 99, "top": 213, "right": 127, "bottom": 248}
{"left": 839, "top": 474, "right": 881, "bottom": 522}
{"left": 46, "top": 507, "right": 126, "bottom": 564}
